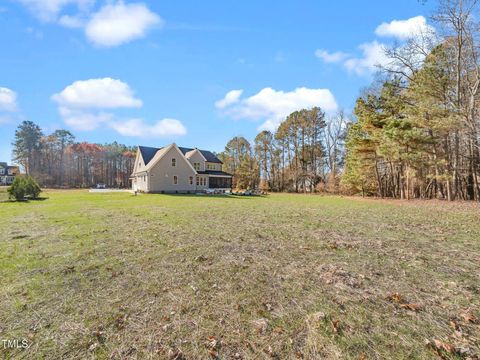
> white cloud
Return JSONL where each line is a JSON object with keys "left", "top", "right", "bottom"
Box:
{"left": 52, "top": 78, "right": 187, "bottom": 137}
{"left": 0, "top": 87, "right": 18, "bottom": 112}
{"left": 315, "top": 16, "right": 434, "bottom": 77}
{"left": 85, "top": 2, "right": 162, "bottom": 47}
{"left": 343, "top": 41, "right": 390, "bottom": 76}
{"left": 215, "top": 90, "right": 243, "bottom": 109}
{"left": 110, "top": 118, "right": 187, "bottom": 137}
{"left": 52, "top": 78, "right": 142, "bottom": 109}
{"left": 59, "top": 107, "right": 113, "bottom": 130}
{"left": 217, "top": 87, "right": 338, "bottom": 131}
{"left": 58, "top": 14, "right": 85, "bottom": 28}
{"left": 16, "top": 0, "right": 94, "bottom": 22}
{"left": 315, "top": 49, "right": 349, "bottom": 63}
{"left": 375, "top": 16, "right": 434, "bottom": 40}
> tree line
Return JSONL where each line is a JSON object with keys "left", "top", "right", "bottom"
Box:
{"left": 218, "top": 108, "right": 348, "bottom": 193}
{"left": 221, "top": 0, "right": 480, "bottom": 202}
{"left": 343, "top": 0, "right": 480, "bottom": 201}
{"left": 12, "top": 121, "right": 135, "bottom": 188}
{"left": 9, "top": 1, "right": 479, "bottom": 201}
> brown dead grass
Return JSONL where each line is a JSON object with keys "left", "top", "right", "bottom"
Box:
{"left": 0, "top": 191, "right": 479, "bottom": 359}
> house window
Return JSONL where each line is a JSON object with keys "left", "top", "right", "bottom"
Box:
{"left": 196, "top": 176, "right": 199, "bottom": 186}
{"left": 207, "top": 164, "right": 216, "bottom": 170}
{"left": 189, "top": 176, "right": 193, "bottom": 185}
{"left": 194, "top": 162, "right": 200, "bottom": 171}
{"left": 0, "top": 169, "right": 4, "bottom": 175}
{"left": 173, "top": 176, "right": 178, "bottom": 185}
{"left": 172, "top": 158, "right": 176, "bottom": 167}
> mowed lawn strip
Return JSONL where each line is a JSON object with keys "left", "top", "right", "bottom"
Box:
{"left": 0, "top": 187, "right": 9, "bottom": 202}
{"left": 0, "top": 191, "right": 479, "bottom": 359}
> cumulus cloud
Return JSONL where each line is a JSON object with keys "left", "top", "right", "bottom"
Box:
{"left": 85, "top": 2, "right": 162, "bottom": 47}
{"left": 58, "top": 14, "right": 85, "bottom": 28}
{"left": 52, "top": 78, "right": 142, "bottom": 109}
{"left": 215, "top": 90, "right": 243, "bottom": 109}
{"left": 16, "top": 1, "right": 162, "bottom": 47}
{"left": 217, "top": 87, "right": 338, "bottom": 131}
{"left": 343, "top": 41, "right": 390, "bottom": 76}
{"left": 59, "top": 107, "right": 113, "bottom": 131}
{"left": 376, "top": 15, "right": 434, "bottom": 40}
{"left": 315, "top": 15, "right": 434, "bottom": 76}
{"left": 52, "top": 78, "right": 187, "bottom": 137}
{"left": 0, "top": 87, "right": 18, "bottom": 112}
{"left": 110, "top": 118, "right": 187, "bottom": 137}
{"left": 16, "top": 0, "right": 94, "bottom": 22}
{"left": 315, "top": 49, "right": 349, "bottom": 63}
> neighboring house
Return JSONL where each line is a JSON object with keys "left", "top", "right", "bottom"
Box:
{"left": 130, "top": 143, "right": 233, "bottom": 193}
{"left": 0, "top": 162, "right": 19, "bottom": 186}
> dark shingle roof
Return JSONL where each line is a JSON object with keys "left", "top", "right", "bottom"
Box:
{"left": 138, "top": 145, "right": 223, "bottom": 166}
{"left": 138, "top": 146, "right": 162, "bottom": 166}
{"left": 178, "top": 147, "right": 223, "bottom": 164}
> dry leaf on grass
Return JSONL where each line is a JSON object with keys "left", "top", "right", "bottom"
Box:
{"left": 167, "top": 348, "right": 185, "bottom": 360}
{"left": 264, "top": 345, "right": 276, "bottom": 357}
{"left": 399, "top": 303, "right": 422, "bottom": 311}
{"left": 206, "top": 335, "right": 220, "bottom": 350}
{"left": 387, "top": 293, "right": 422, "bottom": 311}
{"left": 460, "top": 312, "right": 478, "bottom": 323}
{"left": 253, "top": 318, "right": 269, "bottom": 334}
{"left": 331, "top": 319, "right": 340, "bottom": 334}
{"left": 208, "top": 349, "right": 218, "bottom": 358}
{"left": 426, "top": 339, "right": 457, "bottom": 356}
{"left": 387, "top": 292, "right": 404, "bottom": 303}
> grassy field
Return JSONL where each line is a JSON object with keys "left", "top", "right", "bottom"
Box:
{"left": 0, "top": 191, "right": 479, "bottom": 359}
{"left": 0, "top": 187, "right": 9, "bottom": 202}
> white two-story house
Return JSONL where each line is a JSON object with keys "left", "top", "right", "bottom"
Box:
{"left": 130, "top": 143, "right": 232, "bottom": 193}
{"left": 0, "top": 162, "right": 19, "bottom": 185}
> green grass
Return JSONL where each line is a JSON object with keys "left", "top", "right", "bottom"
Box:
{"left": 0, "top": 187, "right": 9, "bottom": 202}
{"left": 0, "top": 191, "right": 479, "bottom": 359}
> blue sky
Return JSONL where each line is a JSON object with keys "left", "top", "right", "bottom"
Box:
{"left": 0, "top": 0, "right": 436, "bottom": 162}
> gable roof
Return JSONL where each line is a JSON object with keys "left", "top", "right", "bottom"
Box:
{"left": 138, "top": 146, "right": 162, "bottom": 166}
{"left": 178, "top": 147, "right": 222, "bottom": 164}
{"left": 137, "top": 144, "right": 223, "bottom": 167}
{"left": 142, "top": 143, "right": 197, "bottom": 174}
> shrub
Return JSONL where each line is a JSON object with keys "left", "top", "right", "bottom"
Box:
{"left": 8, "top": 176, "right": 42, "bottom": 201}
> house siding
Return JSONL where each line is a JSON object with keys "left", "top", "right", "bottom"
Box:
{"left": 148, "top": 146, "right": 196, "bottom": 193}
{"left": 186, "top": 150, "right": 205, "bottom": 172}
{"left": 205, "top": 162, "right": 222, "bottom": 171}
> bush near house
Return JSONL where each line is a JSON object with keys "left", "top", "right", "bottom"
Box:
{"left": 7, "top": 175, "right": 42, "bottom": 201}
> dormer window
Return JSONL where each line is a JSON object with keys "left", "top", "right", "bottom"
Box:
{"left": 193, "top": 162, "right": 200, "bottom": 171}
{"left": 172, "top": 158, "right": 176, "bottom": 167}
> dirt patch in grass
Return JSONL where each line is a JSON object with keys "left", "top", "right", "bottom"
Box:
{"left": 0, "top": 191, "right": 479, "bottom": 359}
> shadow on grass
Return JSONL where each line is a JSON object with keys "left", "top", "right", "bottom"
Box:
{"left": 0, "top": 197, "right": 49, "bottom": 203}
{"left": 154, "top": 193, "right": 267, "bottom": 200}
